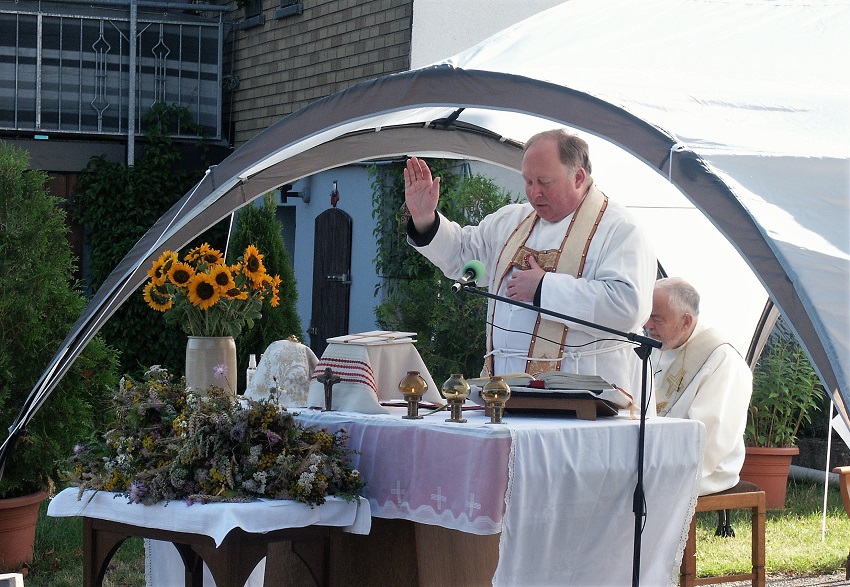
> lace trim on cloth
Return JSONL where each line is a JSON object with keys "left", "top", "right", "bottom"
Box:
{"left": 245, "top": 339, "right": 318, "bottom": 407}
{"left": 371, "top": 500, "right": 501, "bottom": 535}
{"left": 669, "top": 431, "right": 706, "bottom": 586}
{"left": 495, "top": 427, "right": 518, "bottom": 584}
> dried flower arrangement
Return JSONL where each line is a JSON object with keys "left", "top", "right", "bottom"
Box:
{"left": 61, "top": 366, "right": 363, "bottom": 507}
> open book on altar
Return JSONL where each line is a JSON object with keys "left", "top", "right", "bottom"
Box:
{"left": 468, "top": 371, "right": 633, "bottom": 411}
{"left": 326, "top": 331, "right": 417, "bottom": 345}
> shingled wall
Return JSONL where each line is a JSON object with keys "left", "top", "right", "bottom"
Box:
{"left": 222, "top": 0, "right": 413, "bottom": 147}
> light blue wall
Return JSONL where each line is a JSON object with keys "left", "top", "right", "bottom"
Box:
{"left": 281, "top": 161, "right": 523, "bottom": 348}
{"left": 285, "top": 165, "right": 383, "bottom": 345}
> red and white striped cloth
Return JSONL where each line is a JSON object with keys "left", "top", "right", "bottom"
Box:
{"left": 307, "top": 332, "right": 443, "bottom": 413}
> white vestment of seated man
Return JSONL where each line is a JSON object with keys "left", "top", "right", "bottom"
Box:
{"left": 653, "top": 321, "right": 753, "bottom": 495}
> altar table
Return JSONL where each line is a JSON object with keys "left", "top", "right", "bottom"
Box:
{"left": 47, "top": 488, "right": 370, "bottom": 587}
{"left": 294, "top": 407, "right": 704, "bottom": 586}
{"left": 139, "top": 408, "right": 703, "bottom": 585}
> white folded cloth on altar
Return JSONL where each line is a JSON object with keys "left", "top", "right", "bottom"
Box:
{"left": 244, "top": 338, "right": 318, "bottom": 407}
{"left": 307, "top": 331, "right": 444, "bottom": 413}
{"left": 47, "top": 487, "right": 371, "bottom": 545}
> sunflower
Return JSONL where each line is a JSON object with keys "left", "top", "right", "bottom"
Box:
{"left": 222, "top": 287, "right": 249, "bottom": 301}
{"left": 269, "top": 275, "right": 282, "bottom": 308}
{"left": 200, "top": 246, "right": 224, "bottom": 266}
{"left": 147, "top": 251, "right": 177, "bottom": 286}
{"left": 143, "top": 281, "right": 173, "bottom": 312}
{"left": 184, "top": 243, "right": 223, "bottom": 267}
{"left": 210, "top": 264, "right": 235, "bottom": 292}
{"left": 167, "top": 261, "right": 195, "bottom": 287}
{"left": 142, "top": 241, "right": 282, "bottom": 337}
{"left": 242, "top": 245, "right": 266, "bottom": 285}
{"left": 186, "top": 273, "right": 221, "bottom": 310}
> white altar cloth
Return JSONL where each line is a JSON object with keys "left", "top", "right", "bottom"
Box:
{"left": 47, "top": 488, "right": 370, "bottom": 545}
{"left": 295, "top": 407, "right": 704, "bottom": 586}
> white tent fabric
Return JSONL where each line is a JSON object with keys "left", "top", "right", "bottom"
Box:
{"left": 4, "top": 0, "right": 849, "bottom": 470}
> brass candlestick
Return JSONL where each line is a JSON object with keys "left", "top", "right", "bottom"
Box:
{"left": 441, "top": 373, "right": 471, "bottom": 423}
{"left": 398, "top": 370, "right": 427, "bottom": 419}
{"left": 481, "top": 376, "right": 511, "bottom": 424}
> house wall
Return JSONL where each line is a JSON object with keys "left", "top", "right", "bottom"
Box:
{"left": 222, "top": 1, "right": 561, "bottom": 346}
{"left": 222, "top": 0, "right": 413, "bottom": 147}
{"left": 284, "top": 167, "right": 383, "bottom": 341}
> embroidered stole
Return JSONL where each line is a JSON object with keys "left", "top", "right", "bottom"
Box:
{"left": 656, "top": 327, "right": 725, "bottom": 416}
{"left": 485, "top": 184, "right": 608, "bottom": 376}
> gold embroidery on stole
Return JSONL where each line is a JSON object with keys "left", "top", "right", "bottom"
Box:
{"left": 485, "top": 185, "right": 608, "bottom": 375}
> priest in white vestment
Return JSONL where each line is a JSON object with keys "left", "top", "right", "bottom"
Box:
{"left": 404, "top": 129, "right": 657, "bottom": 410}
{"left": 645, "top": 277, "right": 753, "bottom": 494}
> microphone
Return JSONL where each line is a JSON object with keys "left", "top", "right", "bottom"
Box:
{"left": 451, "top": 260, "right": 486, "bottom": 292}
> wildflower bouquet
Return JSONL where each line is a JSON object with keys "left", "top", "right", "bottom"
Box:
{"left": 143, "top": 243, "right": 281, "bottom": 338}
{"left": 61, "top": 367, "right": 364, "bottom": 506}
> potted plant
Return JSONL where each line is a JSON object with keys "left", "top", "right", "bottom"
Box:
{"left": 0, "top": 143, "right": 119, "bottom": 571}
{"left": 742, "top": 333, "right": 826, "bottom": 508}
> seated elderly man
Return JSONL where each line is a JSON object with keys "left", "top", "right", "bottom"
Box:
{"left": 644, "top": 277, "right": 753, "bottom": 497}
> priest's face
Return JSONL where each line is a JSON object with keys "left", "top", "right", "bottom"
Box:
{"left": 522, "top": 137, "right": 588, "bottom": 222}
{"left": 645, "top": 289, "right": 693, "bottom": 350}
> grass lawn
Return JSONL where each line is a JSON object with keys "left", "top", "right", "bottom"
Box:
{"left": 16, "top": 478, "right": 850, "bottom": 585}
{"left": 694, "top": 478, "right": 849, "bottom": 579}
{"left": 25, "top": 500, "right": 145, "bottom": 587}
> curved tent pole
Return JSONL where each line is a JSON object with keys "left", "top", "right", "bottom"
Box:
{"left": 4, "top": 64, "right": 846, "bottom": 473}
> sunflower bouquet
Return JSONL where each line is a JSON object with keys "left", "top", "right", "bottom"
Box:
{"left": 143, "top": 243, "right": 281, "bottom": 338}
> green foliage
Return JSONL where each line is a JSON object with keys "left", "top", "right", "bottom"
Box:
{"left": 0, "top": 143, "right": 119, "bottom": 499}
{"left": 227, "top": 194, "right": 303, "bottom": 392}
{"left": 746, "top": 335, "right": 826, "bottom": 448}
{"left": 72, "top": 103, "right": 225, "bottom": 379}
{"left": 371, "top": 161, "right": 513, "bottom": 379}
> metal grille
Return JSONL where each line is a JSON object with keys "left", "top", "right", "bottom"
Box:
{"left": 0, "top": 2, "right": 223, "bottom": 139}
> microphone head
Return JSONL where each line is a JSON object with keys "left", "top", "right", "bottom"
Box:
{"left": 462, "top": 259, "right": 486, "bottom": 282}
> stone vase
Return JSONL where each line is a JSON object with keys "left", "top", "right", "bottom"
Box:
{"left": 185, "top": 336, "right": 237, "bottom": 394}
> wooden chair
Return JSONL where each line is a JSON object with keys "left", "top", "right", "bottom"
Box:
{"left": 833, "top": 466, "right": 850, "bottom": 580}
{"left": 680, "top": 481, "right": 766, "bottom": 587}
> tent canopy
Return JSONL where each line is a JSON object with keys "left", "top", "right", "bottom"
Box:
{"left": 4, "top": 0, "right": 848, "bottom": 455}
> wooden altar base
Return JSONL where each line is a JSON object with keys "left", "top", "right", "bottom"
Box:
{"left": 322, "top": 518, "right": 499, "bottom": 587}
{"left": 82, "top": 516, "right": 334, "bottom": 587}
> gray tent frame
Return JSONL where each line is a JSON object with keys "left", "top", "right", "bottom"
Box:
{"left": 3, "top": 64, "right": 845, "bottom": 466}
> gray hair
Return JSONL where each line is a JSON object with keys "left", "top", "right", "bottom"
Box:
{"left": 656, "top": 277, "right": 700, "bottom": 317}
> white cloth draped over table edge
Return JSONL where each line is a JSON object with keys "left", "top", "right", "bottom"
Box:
{"left": 47, "top": 487, "right": 371, "bottom": 545}
{"left": 48, "top": 487, "right": 371, "bottom": 587}
{"left": 58, "top": 409, "right": 703, "bottom": 586}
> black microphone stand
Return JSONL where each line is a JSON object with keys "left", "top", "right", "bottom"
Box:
{"left": 456, "top": 283, "right": 660, "bottom": 587}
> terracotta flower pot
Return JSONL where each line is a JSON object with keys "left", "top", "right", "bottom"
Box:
{"left": 739, "top": 446, "right": 799, "bottom": 509}
{"left": 0, "top": 490, "right": 48, "bottom": 570}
